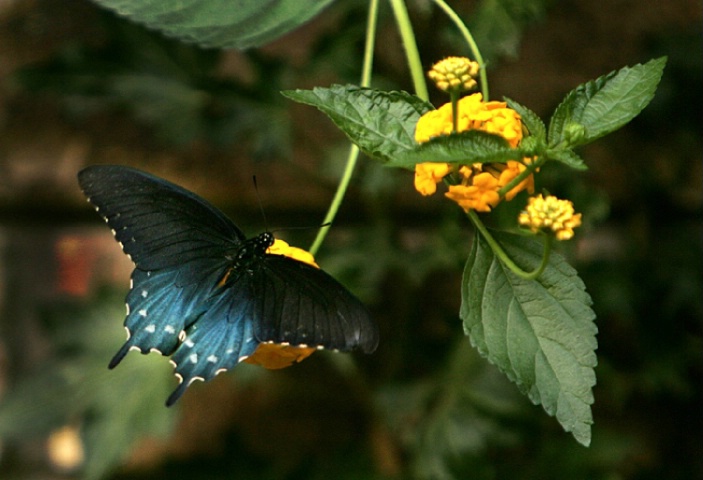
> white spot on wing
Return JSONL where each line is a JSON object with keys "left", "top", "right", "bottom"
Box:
{"left": 184, "top": 339, "right": 195, "bottom": 348}
{"left": 138, "top": 309, "right": 147, "bottom": 317}
{"left": 187, "top": 376, "right": 204, "bottom": 387}
{"left": 189, "top": 353, "right": 198, "bottom": 364}
{"left": 141, "top": 289, "right": 148, "bottom": 298}
{"left": 206, "top": 355, "right": 218, "bottom": 363}
{"left": 164, "top": 325, "right": 176, "bottom": 334}
{"left": 145, "top": 324, "right": 156, "bottom": 333}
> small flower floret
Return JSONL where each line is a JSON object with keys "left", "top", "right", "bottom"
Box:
{"left": 518, "top": 194, "right": 582, "bottom": 240}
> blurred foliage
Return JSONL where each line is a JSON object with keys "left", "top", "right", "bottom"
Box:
{"left": 0, "top": 0, "right": 701, "bottom": 479}
{"left": 0, "top": 291, "right": 176, "bottom": 480}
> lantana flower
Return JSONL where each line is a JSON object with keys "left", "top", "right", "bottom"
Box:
{"left": 413, "top": 92, "right": 534, "bottom": 212}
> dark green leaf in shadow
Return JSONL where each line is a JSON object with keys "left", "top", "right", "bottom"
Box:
{"left": 547, "top": 148, "right": 588, "bottom": 171}
{"left": 505, "top": 97, "right": 546, "bottom": 140}
{"left": 386, "top": 131, "right": 521, "bottom": 170}
{"left": 91, "top": 0, "right": 336, "bottom": 49}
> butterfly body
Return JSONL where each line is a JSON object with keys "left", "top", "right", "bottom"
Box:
{"left": 78, "top": 165, "right": 378, "bottom": 405}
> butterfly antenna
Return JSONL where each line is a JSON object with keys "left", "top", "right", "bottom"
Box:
{"left": 252, "top": 176, "right": 331, "bottom": 236}
{"left": 252, "top": 175, "right": 270, "bottom": 233}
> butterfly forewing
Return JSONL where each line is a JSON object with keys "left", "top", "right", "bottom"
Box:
{"left": 78, "top": 165, "right": 245, "bottom": 270}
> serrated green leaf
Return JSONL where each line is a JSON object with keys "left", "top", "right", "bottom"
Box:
{"left": 547, "top": 148, "right": 588, "bottom": 170}
{"left": 91, "top": 0, "right": 335, "bottom": 49}
{"left": 505, "top": 97, "right": 546, "bottom": 139}
{"left": 461, "top": 230, "right": 597, "bottom": 446}
{"left": 548, "top": 57, "right": 667, "bottom": 147}
{"left": 283, "top": 84, "right": 433, "bottom": 163}
{"left": 386, "top": 130, "right": 521, "bottom": 170}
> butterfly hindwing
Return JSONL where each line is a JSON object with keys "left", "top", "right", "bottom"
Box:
{"left": 109, "top": 263, "right": 228, "bottom": 368}
{"left": 166, "top": 283, "right": 260, "bottom": 405}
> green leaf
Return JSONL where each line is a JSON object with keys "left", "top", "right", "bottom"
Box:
{"left": 386, "top": 130, "right": 520, "bottom": 170}
{"left": 461, "top": 230, "right": 597, "bottom": 446}
{"left": 282, "top": 84, "right": 433, "bottom": 163}
{"left": 467, "top": 0, "right": 549, "bottom": 62}
{"left": 91, "top": 0, "right": 335, "bottom": 49}
{"left": 547, "top": 148, "right": 588, "bottom": 171}
{"left": 505, "top": 97, "right": 546, "bottom": 140}
{"left": 548, "top": 57, "right": 667, "bottom": 148}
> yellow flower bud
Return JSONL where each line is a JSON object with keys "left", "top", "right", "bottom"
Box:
{"left": 428, "top": 56, "right": 480, "bottom": 94}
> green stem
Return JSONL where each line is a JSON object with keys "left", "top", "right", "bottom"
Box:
{"left": 388, "top": 0, "right": 429, "bottom": 101}
{"left": 467, "top": 210, "right": 551, "bottom": 280}
{"left": 431, "top": 0, "right": 489, "bottom": 100}
{"left": 496, "top": 156, "right": 546, "bottom": 199}
{"left": 308, "top": 0, "right": 380, "bottom": 255}
{"left": 450, "top": 90, "right": 460, "bottom": 133}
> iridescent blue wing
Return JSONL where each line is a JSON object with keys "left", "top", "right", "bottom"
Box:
{"left": 78, "top": 165, "right": 242, "bottom": 366}
{"left": 164, "top": 251, "right": 378, "bottom": 406}
{"left": 165, "top": 280, "right": 260, "bottom": 406}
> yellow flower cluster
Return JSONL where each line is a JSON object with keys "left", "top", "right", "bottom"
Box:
{"left": 428, "top": 56, "right": 480, "bottom": 93}
{"left": 413, "top": 93, "right": 534, "bottom": 212}
{"left": 518, "top": 194, "right": 582, "bottom": 240}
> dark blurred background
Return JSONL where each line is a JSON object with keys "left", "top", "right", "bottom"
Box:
{"left": 0, "top": 0, "right": 701, "bottom": 479}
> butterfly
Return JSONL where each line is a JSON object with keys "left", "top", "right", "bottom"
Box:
{"left": 77, "top": 165, "right": 379, "bottom": 406}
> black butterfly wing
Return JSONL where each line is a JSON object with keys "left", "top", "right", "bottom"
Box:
{"left": 164, "top": 250, "right": 378, "bottom": 406}
{"left": 78, "top": 165, "right": 243, "bottom": 366}
{"left": 77, "top": 165, "right": 245, "bottom": 274}
{"left": 254, "top": 254, "right": 379, "bottom": 352}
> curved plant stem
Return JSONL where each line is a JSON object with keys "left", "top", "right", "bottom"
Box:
{"left": 450, "top": 90, "right": 460, "bottom": 132}
{"left": 431, "top": 0, "right": 489, "bottom": 100}
{"left": 467, "top": 210, "right": 551, "bottom": 280}
{"left": 388, "top": 0, "right": 429, "bottom": 101}
{"left": 497, "top": 156, "right": 546, "bottom": 199}
{"left": 308, "top": 0, "right": 380, "bottom": 256}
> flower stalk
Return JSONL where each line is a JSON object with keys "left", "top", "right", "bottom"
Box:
{"left": 309, "top": 0, "right": 380, "bottom": 255}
